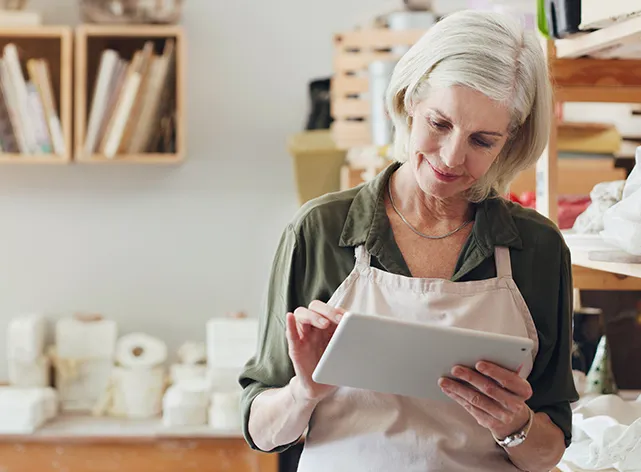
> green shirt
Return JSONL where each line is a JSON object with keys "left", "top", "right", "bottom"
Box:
{"left": 239, "top": 162, "right": 579, "bottom": 452}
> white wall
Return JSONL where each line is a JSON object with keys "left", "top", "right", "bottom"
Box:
{"left": 0, "top": 0, "right": 401, "bottom": 379}
{"left": 3, "top": 0, "right": 605, "bottom": 380}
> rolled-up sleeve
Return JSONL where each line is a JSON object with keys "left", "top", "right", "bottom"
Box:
{"left": 526, "top": 240, "right": 579, "bottom": 447}
{"left": 238, "top": 224, "right": 303, "bottom": 452}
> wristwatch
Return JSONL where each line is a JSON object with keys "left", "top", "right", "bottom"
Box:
{"left": 493, "top": 408, "right": 534, "bottom": 448}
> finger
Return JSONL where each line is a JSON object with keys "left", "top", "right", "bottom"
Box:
{"left": 308, "top": 300, "right": 345, "bottom": 323}
{"left": 294, "top": 306, "right": 333, "bottom": 329}
{"left": 450, "top": 366, "right": 521, "bottom": 412}
{"left": 476, "top": 362, "right": 533, "bottom": 400}
{"left": 285, "top": 312, "right": 301, "bottom": 344}
{"left": 296, "top": 319, "right": 306, "bottom": 340}
{"left": 438, "top": 377, "right": 510, "bottom": 424}
{"left": 441, "top": 386, "right": 500, "bottom": 431}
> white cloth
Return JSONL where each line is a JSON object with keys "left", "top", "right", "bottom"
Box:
{"left": 297, "top": 245, "right": 539, "bottom": 472}
{"left": 560, "top": 394, "right": 641, "bottom": 472}
{"left": 600, "top": 146, "right": 641, "bottom": 254}
{"left": 573, "top": 180, "right": 625, "bottom": 234}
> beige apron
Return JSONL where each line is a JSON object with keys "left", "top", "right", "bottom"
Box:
{"left": 297, "top": 245, "right": 539, "bottom": 471}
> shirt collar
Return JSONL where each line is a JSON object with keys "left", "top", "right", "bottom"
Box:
{"left": 339, "top": 162, "right": 523, "bottom": 254}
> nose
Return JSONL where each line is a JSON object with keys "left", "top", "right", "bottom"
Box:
{"left": 440, "top": 133, "right": 466, "bottom": 168}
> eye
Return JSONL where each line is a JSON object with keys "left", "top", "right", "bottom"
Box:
{"left": 429, "top": 119, "right": 449, "bottom": 130}
{"left": 472, "top": 137, "right": 493, "bottom": 148}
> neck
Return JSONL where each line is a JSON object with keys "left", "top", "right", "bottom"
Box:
{"left": 390, "top": 164, "right": 474, "bottom": 230}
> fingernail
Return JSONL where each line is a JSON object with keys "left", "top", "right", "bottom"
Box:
{"left": 451, "top": 367, "right": 463, "bottom": 376}
{"left": 335, "top": 314, "right": 343, "bottom": 323}
{"left": 477, "top": 362, "right": 488, "bottom": 372}
{"left": 318, "top": 318, "right": 328, "bottom": 327}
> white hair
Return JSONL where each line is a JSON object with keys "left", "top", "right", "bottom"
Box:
{"left": 385, "top": 9, "right": 552, "bottom": 202}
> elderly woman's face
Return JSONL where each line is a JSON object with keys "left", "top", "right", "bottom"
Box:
{"left": 408, "top": 85, "right": 511, "bottom": 200}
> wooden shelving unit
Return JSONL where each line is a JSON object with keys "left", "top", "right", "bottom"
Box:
{"left": 74, "top": 24, "right": 185, "bottom": 164}
{"left": 0, "top": 26, "right": 73, "bottom": 164}
{"left": 330, "top": 28, "right": 425, "bottom": 149}
{"left": 0, "top": 414, "right": 277, "bottom": 472}
{"left": 544, "top": 16, "right": 641, "bottom": 291}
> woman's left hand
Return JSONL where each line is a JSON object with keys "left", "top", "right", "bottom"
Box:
{"left": 438, "top": 361, "right": 533, "bottom": 440}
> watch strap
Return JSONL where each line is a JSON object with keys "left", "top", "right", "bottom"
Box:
{"left": 492, "top": 407, "right": 534, "bottom": 448}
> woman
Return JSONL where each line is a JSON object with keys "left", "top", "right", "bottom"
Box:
{"left": 240, "top": 9, "right": 578, "bottom": 472}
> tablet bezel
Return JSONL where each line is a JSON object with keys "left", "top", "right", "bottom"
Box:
{"left": 311, "top": 311, "right": 535, "bottom": 402}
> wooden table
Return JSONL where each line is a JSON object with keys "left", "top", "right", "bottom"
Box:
{"left": 0, "top": 414, "right": 278, "bottom": 472}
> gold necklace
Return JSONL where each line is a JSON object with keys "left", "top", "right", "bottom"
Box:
{"left": 387, "top": 182, "right": 473, "bottom": 240}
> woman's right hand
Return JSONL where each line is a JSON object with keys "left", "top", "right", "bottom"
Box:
{"left": 286, "top": 300, "right": 345, "bottom": 403}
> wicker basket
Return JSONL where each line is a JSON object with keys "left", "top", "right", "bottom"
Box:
{"left": 80, "top": 0, "right": 184, "bottom": 24}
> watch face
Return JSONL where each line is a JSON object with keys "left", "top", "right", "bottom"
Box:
{"left": 505, "top": 435, "right": 525, "bottom": 448}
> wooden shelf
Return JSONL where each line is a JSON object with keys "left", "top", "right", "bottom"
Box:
{"left": 76, "top": 153, "right": 182, "bottom": 164}
{"left": 0, "top": 414, "right": 243, "bottom": 442}
{"left": 539, "top": 26, "right": 641, "bottom": 222}
{"left": 572, "top": 250, "right": 641, "bottom": 279}
{"left": 0, "top": 415, "right": 276, "bottom": 472}
{"left": 563, "top": 233, "right": 641, "bottom": 290}
{"left": 0, "top": 26, "right": 71, "bottom": 39}
{"left": 555, "top": 15, "right": 641, "bottom": 59}
{"left": 0, "top": 153, "right": 69, "bottom": 164}
{"left": 0, "top": 26, "right": 73, "bottom": 163}
{"left": 75, "top": 24, "right": 185, "bottom": 164}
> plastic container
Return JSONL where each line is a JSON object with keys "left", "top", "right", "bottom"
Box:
{"left": 368, "top": 60, "right": 397, "bottom": 147}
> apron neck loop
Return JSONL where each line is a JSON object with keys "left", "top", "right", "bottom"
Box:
{"left": 354, "top": 245, "right": 371, "bottom": 268}
{"left": 494, "top": 246, "right": 513, "bottom": 279}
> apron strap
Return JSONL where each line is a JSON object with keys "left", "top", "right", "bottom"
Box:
{"left": 494, "top": 246, "right": 512, "bottom": 279}
{"left": 354, "top": 245, "right": 371, "bottom": 268}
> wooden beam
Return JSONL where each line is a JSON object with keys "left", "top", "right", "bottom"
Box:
{"left": 331, "top": 76, "right": 369, "bottom": 97}
{"left": 334, "top": 29, "right": 425, "bottom": 50}
{"left": 331, "top": 99, "right": 371, "bottom": 119}
{"left": 572, "top": 265, "right": 641, "bottom": 290}
{"left": 572, "top": 251, "right": 641, "bottom": 279}
{"left": 330, "top": 122, "right": 371, "bottom": 149}
{"left": 0, "top": 440, "right": 278, "bottom": 472}
{"left": 552, "top": 58, "right": 641, "bottom": 87}
{"left": 556, "top": 86, "right": 641, "bottom": 103}
{"left": 333, "top": 52, "right": 401, "bottom": 74}
{"left": 536, "top": 40, "right": 558, "bottom": 222}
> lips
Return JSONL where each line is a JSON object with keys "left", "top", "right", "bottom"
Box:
{"left": 426, "top": 159, "right": 462, "bottom": 182}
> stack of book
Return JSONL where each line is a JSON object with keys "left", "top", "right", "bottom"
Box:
{"left": 0, "top": 43, "right": 65, "bottom": 156}
{"left": 83, "top": 39, "right": 176, "bottom": 159}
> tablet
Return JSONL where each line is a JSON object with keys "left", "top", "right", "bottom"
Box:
{"left": 312, "top": 312, "right": 535, "bottom": 402}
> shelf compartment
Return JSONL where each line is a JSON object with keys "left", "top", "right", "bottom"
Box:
{"left": 75, "top": 24, "right": 185, "bottom": 164}
{"left": 0, "top": 26, "right": 73, "bottom": 163}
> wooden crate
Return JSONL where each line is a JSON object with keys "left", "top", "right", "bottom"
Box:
{"left": 331, "top": 29, "right": 425, "bottom": 149}
{"left": 0, "top": 26, "right": 73, "bottom": 164}
{"left": 75, "top": 24, "right": 185, "bottom": 164}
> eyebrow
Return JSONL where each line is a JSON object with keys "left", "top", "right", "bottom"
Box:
{"left": 431, "top": 109, "right": 505, "bottom": 137}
